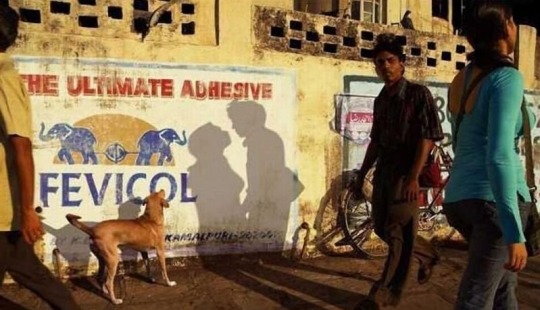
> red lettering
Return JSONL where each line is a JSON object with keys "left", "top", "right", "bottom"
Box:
{"left": 67, "top": 76, "right": 82, "bottom": 96}
{"left": 261, "top": 83, "right": 272, "bottom": 99}
{"left": 148, "top": 79, "right": 160, "bottom": 97}
{"left": 181, "top": 80, "right": 194, "bottom": 98}
{"left": 250, "top": 83, "right": 261, "bottom": 100}
{"left": 82, "top": 76, "right": 96, "bottom": 96}
{"left": 221, "top": 82, "right": 232, "bottom": 99}
{"left": 133, "top": 78, "right": 150, "bottom": 97}
{"left": 42, "top": 75, "right": 58, "bottom": 96}
{"left": 22, "top": 74, "right": 41, "bottom": 95}
{"left": 115, "top": 78, "right": 133, "bottom": 96}
{"left": 20, "top": 74, "right": 58, "bottom": 96}
{"left": 93, "top": 77, "right": 109, "bottom": 96}
{"left": 208, "top": 81, "right": 220, "bottom": 99}
{"left": 161, "top": 79, "right": 173, "bottom": 97}
{"left": 195, "top": 81, "right": 206, "bottom": 100}
{"left": 233, "top": 83, "right": 244, "bottom": 99}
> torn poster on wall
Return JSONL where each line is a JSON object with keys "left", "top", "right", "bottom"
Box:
{"left": 332, "top": 94, "right": 375, "bottom": 145}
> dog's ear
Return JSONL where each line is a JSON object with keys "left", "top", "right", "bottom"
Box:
{"left": 161, "top": 199, "right": 170, "bottom": 208}
{"left": 158, "top": 189, "right": 166, "bottom": 199}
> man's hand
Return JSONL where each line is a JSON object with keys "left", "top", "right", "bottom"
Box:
{"left": 20, "top": 209, "right": 44, "bottom": 244}
{"left": 402, "top": 176, "right": 420, "bottom": 202}
{"left": 505, "top": 243, "right": 528, "bottom": 272}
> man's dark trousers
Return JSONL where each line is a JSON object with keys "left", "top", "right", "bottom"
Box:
{"left": 370, "top": 168, "right": 439, "bottom": 302}
{"left": 0, "top": 231, "right": 81, "bottom": 310}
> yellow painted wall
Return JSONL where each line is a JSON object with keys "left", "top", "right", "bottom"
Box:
{"left": 4, "top": 0, "right": 540, "bottom": 277}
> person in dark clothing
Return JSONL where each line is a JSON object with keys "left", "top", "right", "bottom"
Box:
{"left": 353, "top": 33, "right": 444, "bottom": 309}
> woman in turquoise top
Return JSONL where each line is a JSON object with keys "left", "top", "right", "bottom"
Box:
{"left": 443, "top": 2, "right": 533, "bottom": 310}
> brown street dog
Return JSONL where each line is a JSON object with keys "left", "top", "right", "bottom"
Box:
{"left": 66, "top": 189, "right": 176, "bottom": 304}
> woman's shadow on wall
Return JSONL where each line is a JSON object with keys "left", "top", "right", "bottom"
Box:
{"left": 187, "top": 122, "right": 246, "bottom": 251}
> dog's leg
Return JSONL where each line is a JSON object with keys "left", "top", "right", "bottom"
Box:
{"left": 90, "top": 243, "right": 106, "bottom": 286}
{"left": 103, "top": 250, "right": 123, "bottom": 304}
{"left": 156, "top": 247, "right": 176, "bottom": 287}
{"left": 140, "top": 251, "right": 156, "bottom": 283}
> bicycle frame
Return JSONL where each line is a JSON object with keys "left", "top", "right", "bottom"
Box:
{"left": 417, "top": 143, "right": 453, "bottom": 231}
{"left": 336, "top": 142, "right": 454, "bottom": 257}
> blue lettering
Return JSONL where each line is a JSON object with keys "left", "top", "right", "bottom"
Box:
{"left": 40, "top": 173, "right": 59, "bottom": 207}
{"left": 181, "top": 173, "right": 197, "bottom": 202}
{"left": 62, "top": 173, "right": 82, "bottom": 207}
{"left": 39, "top": 172, "right": 197, "bottom": 207}
{"left": 85, "top": 173, "right": 111, "bottom": 206}
{"left": 116, "top": 173, "right": 123, "bottom": 204}
{"left": 150, "top": 173, "right": 177, "bottom": 201}
{"left": 127, "top": 173, "right": 146, "bottom": 200}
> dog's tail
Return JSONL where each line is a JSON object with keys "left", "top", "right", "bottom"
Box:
{"left": 66, "top": 214, "right": 94, "bottom": 237}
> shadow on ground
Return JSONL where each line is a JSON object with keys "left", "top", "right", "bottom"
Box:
{"left": 201, "top": 253, "right": 369, "bottom": 309}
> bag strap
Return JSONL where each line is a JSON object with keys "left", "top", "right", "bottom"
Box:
{"left": 521, "top": 99, "right": 537, "bottom": 203}
{"left": 454, "top": 66, "right": 500, "bottom": 143}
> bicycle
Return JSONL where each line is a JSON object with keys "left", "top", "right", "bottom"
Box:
{"left": 335, "top": 142, "right": 453, "bottom": 258}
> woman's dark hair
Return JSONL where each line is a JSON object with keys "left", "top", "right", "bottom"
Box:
{"left": 372, "top": 33, "right": 405, "bottom": 63}
{"left": 0, "top": 6, "right": 19, "bottom": 51}
{"left": 463, "top": 1, "right": 515, "bottom": 69}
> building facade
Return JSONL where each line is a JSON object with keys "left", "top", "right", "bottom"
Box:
{"left": 4, "top": 0, "right": 540, "bottom": 278}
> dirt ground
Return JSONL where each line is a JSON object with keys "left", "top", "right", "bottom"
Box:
{"left": 1, "top": 247, "right": 540, "bottom": 310}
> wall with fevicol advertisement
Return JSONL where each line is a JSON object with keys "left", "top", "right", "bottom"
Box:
{"left": 18, "top": 56, "right": 301, "bottom": 275}
{"left": 9, "top": 0, "right": 539, "bottom": 278}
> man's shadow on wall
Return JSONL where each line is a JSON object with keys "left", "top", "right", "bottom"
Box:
{"left": 226, "top": 100, "right": 304, "bottom": 250}
{"left": 42, "top": 199, "right": 143, "bottom": 281}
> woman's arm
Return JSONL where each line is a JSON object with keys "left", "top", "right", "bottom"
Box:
{"left": 487, "top": 67, "right": 526, "bottom": 244}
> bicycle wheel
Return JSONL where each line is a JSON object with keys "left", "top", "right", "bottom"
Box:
{"left": 340, "top": 187, "right": 389, "bottom": 258}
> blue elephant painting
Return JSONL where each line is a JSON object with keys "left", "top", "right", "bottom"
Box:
{"left": 136, "top": 128, "right": 187, "bottom": 165}
{"left": 39, "top": 123, "right": 98, "bottom": 165}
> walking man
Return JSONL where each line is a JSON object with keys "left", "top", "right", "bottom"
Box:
{"left": 0, "top": 6, "right": 81, "bottom": 310}
{"left": 353, "top": 33, "right": 443, "bottom": 309}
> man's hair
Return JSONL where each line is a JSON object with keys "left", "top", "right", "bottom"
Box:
{"left": 0, "top": 6, "right": 19, "bottom": 51}
{"left": 227, "top": 100, "right": 266, "bottom": 125}
{"left": 372, "top": 33, "right": 405, "bottom": 62}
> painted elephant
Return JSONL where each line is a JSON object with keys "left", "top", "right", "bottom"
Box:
{"left": 136, "top": 128, "right": 187, "bottom": 165}
{"left": 39, "top": 123, "right": 98, "bottom": 165}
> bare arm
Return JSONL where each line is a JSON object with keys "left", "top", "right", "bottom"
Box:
{"left": 11, "top": 135, "right": 35, "bottom": 212}
{"left": 11, "top": 135, "right": 43, "bottom": 244}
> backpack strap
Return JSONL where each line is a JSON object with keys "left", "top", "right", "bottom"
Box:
{"left": 521, "top": 98, "right": 537, "bottom": 202}
{"left": 453, "top": 66, "right": 500, "bottom": 143}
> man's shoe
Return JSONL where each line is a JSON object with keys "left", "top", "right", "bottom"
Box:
{"left": 418, "top": 258, "right": 439, "bottom": 284}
